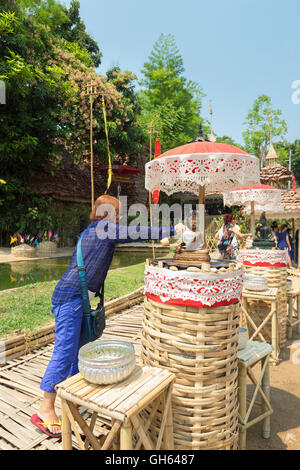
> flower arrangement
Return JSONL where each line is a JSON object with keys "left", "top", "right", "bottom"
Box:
{"left": 10, "top": 231, "right": 61, "bottom": 247}
{"left": 10, "top": 233, "right": 39, "bottom": 247}
{"left": 36, "top": 231, "right": 61, "bottom": 245}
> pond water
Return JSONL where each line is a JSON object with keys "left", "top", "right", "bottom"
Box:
{"left": 0, "top": 253, "right": 148, "bottom": 292}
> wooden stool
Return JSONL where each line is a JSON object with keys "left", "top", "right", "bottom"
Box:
{"left": 287, "top": 287, "right": 300, "bottom": 339}
{"left": 241, "top": 288, "right": 279, "bottom": 362}
{"left": 238, "top": 341, "right": 273, "bottom": 450}
{"left": 56, "top": 365, "right": 175, "bottom": 450}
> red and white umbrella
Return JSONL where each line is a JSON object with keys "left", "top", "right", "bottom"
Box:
{"left": 223, "top": 184, "right": 282, "bottom": 207}
{"left": 145, "top": 141, "right": 260, "bottom": 196}
{"left": 145, "top": 131, "right": 260, "bottom": 243}
{"left": 223, "top": 183, "right": 282, "bottom": 235}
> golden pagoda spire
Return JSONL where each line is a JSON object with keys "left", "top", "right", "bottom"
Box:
{"left": 208, "top": 102, "right": 216, "bottom": 143}
{"left": 265, "top": 115, "right": 279, "bottom": 167}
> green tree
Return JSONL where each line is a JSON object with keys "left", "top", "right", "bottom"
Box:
{"left": 0, "top": 0, "right": 144, "bottom": 243}
{"left": 215, "top": 135, "right": 244, "bottom": 149}
{"left": 140, "top": 33, "right": 205, "bottom": 151}
{"left": 275, "top": 140, "right": 300, "bottom": 185}
{"left": 243, "top": 94, "right": 287, "bottom": 164}
{"left": 289, "top": 140, "right": 300, "bottom": 185}
{"left": 105, "top": 66, "right": 144, "bottom": 158}
{"left": 60, "top": 0, "right": 102, "bottom": 67}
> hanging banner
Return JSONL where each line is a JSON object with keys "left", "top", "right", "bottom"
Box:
{"left": 154, "top": 138, "right": 161, "bottom": 159}
{"left": 152, "top": 137, "right": 161, "bottom": 203}
{"left": 152, "top": 189, "right": 160, "bottom": 205}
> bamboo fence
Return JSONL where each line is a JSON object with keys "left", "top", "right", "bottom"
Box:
{"left": 0, "top": 287, "right": 144, "bottom": 364}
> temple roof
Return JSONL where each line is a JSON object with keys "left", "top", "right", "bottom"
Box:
{"left": 280, "top": 190, "right": 300, "bottom": 215}
{"left": 260, "top": 164, "right": 294, "bottom": 186}
{"left": 265, "top": 142, "right": 279, "bottom": 166}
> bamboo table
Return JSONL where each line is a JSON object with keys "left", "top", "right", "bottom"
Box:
{"left": 238, "top": 341, "right": 273, "bottom": 450}
{"left": 241, "top": 288, "right": 279, "bottom": 362}
{"left": 287, "top": 287, "right": 300, "bottom": 339}
{"left": 56, "top": 365, "right": 175, "bottom": 451}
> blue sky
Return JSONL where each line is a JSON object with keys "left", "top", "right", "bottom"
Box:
{"left": 63, "top": 0, "right": 300, "bottom": 145}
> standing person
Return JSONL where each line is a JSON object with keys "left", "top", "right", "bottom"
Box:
{"left": 287, "top": 228, "right": 294, "bottom": 263}
{"left": 296, "top": 229, "right": 299, "bottom": 269}
{"left": 215, "top": 214, "right": 251, "bottom": 260}
{"left": 31, "top": 195, "right": 179, "bottom": 438}
{"left": 271, "top": 222, "right": 279, "bottom": 245}
{"left": 277, "top": 224, "right": 293, "bottom": 269}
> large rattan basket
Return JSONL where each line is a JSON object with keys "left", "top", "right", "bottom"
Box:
{"left": 141, "top": 297, "right": 240, "bottom": 450}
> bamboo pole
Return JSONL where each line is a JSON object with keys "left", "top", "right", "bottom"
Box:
{"left": 101, "top": 420, "right": 122, "bottom": 450}
{"left": 120, "top": 419, "right": 133, "bottom": 450}
{"left": 148, "top": 124, "right": 155, "bottom": 259}
{"left": 238, "top": 363, "right": 247, "bottom": 450}
{"left": 288, "top": 294, "right": 293, "bottom": 339}
{"left": 199, "top": 185, "right": 205, "bottom": 245}
{"left": 68, "top": 401, "right": 103, "bottom": 450}
{"left": 261, "top": 356, "right": 271, "bottom": 439}
{"left": 61, "top": 399, "right": 73, "bottom": 450}
{"left": 250, "top": 201, "right": 255, "bottom": 237}
{"left": 90, "top": 88, "right": 94, "bottom": 210}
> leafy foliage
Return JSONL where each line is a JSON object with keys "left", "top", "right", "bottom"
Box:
{"left": 59, "top": 0, "right": 102, "bottom": 67}
{"left": 0, "top": 0, "right": 145, "bottom": 245}
{"left": 139, "top": 33, "right": 205, "bottom": 152}
{"left": 243, "top": 94, "right": 287, "bottom": 164}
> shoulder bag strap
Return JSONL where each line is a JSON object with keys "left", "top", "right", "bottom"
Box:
{"left": 77, "top": 230, "right": 91, "bottom": 315}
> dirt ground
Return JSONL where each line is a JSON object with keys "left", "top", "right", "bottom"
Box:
{"left": 246, "top": 333, "right": 300, "bottom": 450}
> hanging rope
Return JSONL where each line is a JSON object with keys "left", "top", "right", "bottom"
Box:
{"left": 101, "top": 97, "right": 113, "bottom": 194}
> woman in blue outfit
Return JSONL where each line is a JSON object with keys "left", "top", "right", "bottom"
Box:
{"left": 31, "top": 195, "right": 179, "bottom": 437}
{"left": 277, "top": 224, "right": 293, "bottom": 268}
{"left": 296, "top": 229, "right": 299, "bottom": 268}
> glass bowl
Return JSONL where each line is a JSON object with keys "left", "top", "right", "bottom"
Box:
{"left": 78, "top": 340, "right": 136, "bottom": 385}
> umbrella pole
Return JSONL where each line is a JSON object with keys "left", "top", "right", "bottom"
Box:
{"left": 250, "top": 201, "right": 255, "bottom": 237}
{"left": 199, "top": 185, "right": 205, "bottom": 246}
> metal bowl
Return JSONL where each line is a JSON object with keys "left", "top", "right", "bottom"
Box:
{"left": 78, "top": 340, "right": 136, "bottom": 385}
{"left": 244, "top": 275, "right": 268, "bottom": 292}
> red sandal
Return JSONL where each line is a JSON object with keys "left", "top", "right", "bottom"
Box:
{"left": 30, "top": 414, "right": 62, "bottom": 438}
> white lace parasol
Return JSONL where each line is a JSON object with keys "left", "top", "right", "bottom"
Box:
{"left": 145, "top": 141, "right": 260, "bottom": 196}
{"left": 223, "top": 184, "right": 282, "bottom": 207}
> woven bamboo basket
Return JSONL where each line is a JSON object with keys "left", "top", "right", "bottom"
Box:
{"left": 244, "top": 264, "right": 287, "bottom": 348}
{"left": 11, "top": 244, "right": 36, "bottom": 259}
{"left": 36, "top": 241, "right": 57, "bottom": 254}
{"left": 141, "top": 297, "right": 240, "bottom": 450}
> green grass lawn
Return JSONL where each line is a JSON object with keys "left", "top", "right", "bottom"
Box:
{"left": 0, "top": 263, "right": 145, "bottom": 338}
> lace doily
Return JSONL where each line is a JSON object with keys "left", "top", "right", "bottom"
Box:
{"left": 144, "top": 265, "right": 244, "bottom": 308}
{"left": 242, "top": 201, "right": 286, "bottom": 218}
{"left": 145, "top": 153, "right": 260, "bottom": 196}
{"left": 224, "top": 187, "right": 282, "bottom": 207}
{"left": 239, "top": 249, "right": 289, "bottom": 267}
